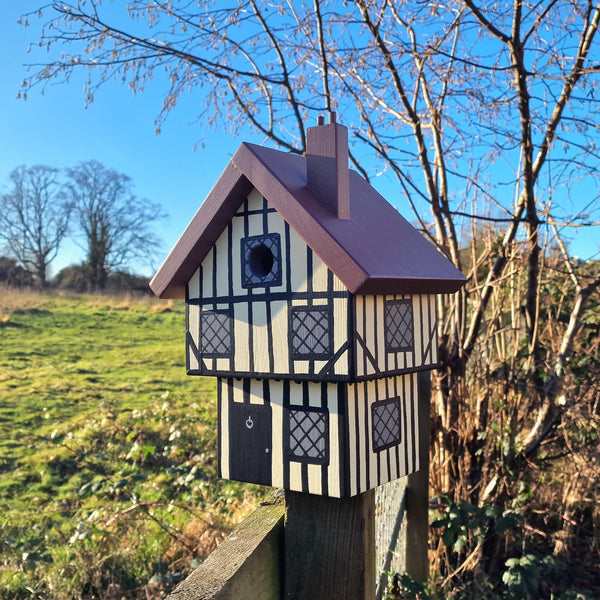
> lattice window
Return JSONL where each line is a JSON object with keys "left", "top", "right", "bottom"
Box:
{"left": 371, "top": 398, "right": 402, "bottom": 452}
{"left": 200, "top": 310, "right": 232, "bottom": 357}
{"left": 241, "top": 233, "right": 282, "bottom": 288}
{"left": 288, "top": 407, "right": 329, "bottom": 464}
{"left": 385, "top": 299, "right": 414, "bottom": 352}
{"left": 290, "top": 306, "right": 332, "bottom": 359}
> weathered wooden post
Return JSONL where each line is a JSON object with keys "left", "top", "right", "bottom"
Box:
{"left": 404, "top": 371, "right": 432, "bottom": 582}
{"left": 150, "top": 112, "right": 466, "bottom": 599}
{"left": 285, "top": 490, "right": 375, "bottom": 600}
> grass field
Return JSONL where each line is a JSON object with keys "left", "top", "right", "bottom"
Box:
{"left": 0, "top": 287, "right": 259, "bottom": 599}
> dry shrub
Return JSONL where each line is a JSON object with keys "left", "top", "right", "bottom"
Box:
{"left": 163, "top": 491, "right": 258, "bottom": 573}
{"left": 0, "top": 307, "right": 11, "bottom": 325}
{"left": 83, "top": 292, "right": 175, "bottom": 312}
{"left": 427, "top": 230, "right": 600, "bottom": 596}
{"left": 112, "top": 293, "right": 134, "bottom": 310}
{"left": 164, "top": 514, "right": 228, "bottom": 568}
{"left": 0, "top": 284, "right": 49, "bottom": 319}
{"left": 150, "top": 300, "right": 174, "bottom": 313}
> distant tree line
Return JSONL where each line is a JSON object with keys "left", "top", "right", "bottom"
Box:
{"left": 0, "top": 161, "right": 165, "bottom": 290}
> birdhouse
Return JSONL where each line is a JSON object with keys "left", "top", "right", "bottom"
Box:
{"left": 150, "top": 113, "right": 466, "bottom": 498}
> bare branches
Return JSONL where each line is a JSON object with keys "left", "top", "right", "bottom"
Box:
{"left": 460, "top": 0, "right": 600, "bottom": 369}
{"left": 354, "top": 0, "right": 459, "bottom": 263}
{"left": 0, "top": 165, "right": 71, "bottom": 287}
{"left": 462, "top": 0, "right": 511, "bottom": 43}
{"left": 532, "top": 5, "right": 600, "bottom": 179}
{"left": 247, "top": 0, "right": 306, "bottom": 151}
{"left": 63, "top": 160, "right": 165, "bottom": 290}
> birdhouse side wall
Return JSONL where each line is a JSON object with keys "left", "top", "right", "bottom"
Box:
{"left": 186, "top": 188, "right": 352, "bottom": 381}
{"left": 347, "top": 372, "right": 420, "bottom": 496}
{"left": 218, "top": 377, "right": 346, "bottom": 498}
{"left": 354, "top": 294, "right": 438, "bottom": 379}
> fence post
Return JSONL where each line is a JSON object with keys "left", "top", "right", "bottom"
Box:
{"left": 284, "top": 489, "right": 375, "bottom": 600}
{"left": 403, "top": 371, "right": 431, "bottom": 582}
{"left": 168, "top": 498, "right": 285, "bottom": 600}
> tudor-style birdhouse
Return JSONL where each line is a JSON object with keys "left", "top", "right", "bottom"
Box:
{"left": 150, "top": 113, "right": 466, "bottom": 498}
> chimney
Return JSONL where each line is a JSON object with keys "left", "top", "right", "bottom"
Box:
{"left": 306, "top": 112, "right": 350, "bottom": 219}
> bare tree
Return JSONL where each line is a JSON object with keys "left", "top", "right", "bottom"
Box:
{"left": 21, "top": 0, "right": 600, "bottom": 581}
{"left": 0, "top": 165, "right": 71, "bottom": 287}
{"left": 64, "top": 160, "right": 165, "bottom": 290}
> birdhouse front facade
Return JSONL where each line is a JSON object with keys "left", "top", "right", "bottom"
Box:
{"left": 151, "top": 114, "right": 466, "bottom": 498}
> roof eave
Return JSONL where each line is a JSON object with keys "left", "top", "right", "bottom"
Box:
{"left": 353, "top": 275, "right": 467, "bottom": 296}
{"left": 149, "top": 161, "right": 253, "bottom": 299}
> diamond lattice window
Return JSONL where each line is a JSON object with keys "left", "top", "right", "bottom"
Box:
{"left": 200, "top": 310, "right": 232, "bottom": 357}
{"left": 385, "top": 299, "right": 414, "bottom": 352}
{"left": 241, "top": 234, "right": 282, "bottom": 288}
{"left": 288, "top": 407, "right": 329, "bottom": 464}
{"left": 371, "top": 398, "right": 402, "bottom": 452}
{"left": 290, "top": 307, "right": 332, "bottom": 359}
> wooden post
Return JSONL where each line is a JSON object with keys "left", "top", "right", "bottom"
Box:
{"left": 284, "top": 490, "right": 375, "bottom": 600}
{"left": 403, "top": 371, "right": 431, "bottom": 582}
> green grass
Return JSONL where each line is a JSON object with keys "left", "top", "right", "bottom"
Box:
{"left": 0, "top": 290, "right": 259, "bottom": 599}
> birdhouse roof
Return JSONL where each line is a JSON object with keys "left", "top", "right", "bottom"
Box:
{"left": 150, "top": 141, "right": 466, "bottom": 299}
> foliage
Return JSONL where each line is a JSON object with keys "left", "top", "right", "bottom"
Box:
{"left": 54, "top": 264, "right": 151, "bottom": 293}
{"left": 52, "top": 263, "right": 91, "bottom": 292}
{"left": 430, "top": 497, "right": 522, "bottom": 555}
{"left": 0, "top": 257, "right": 34, "bottom": 288}
{"left": 104, "top": 271, "right": 152, "bottom": 294}
{"left": 385, "top": 496, "right": 596, "bottom": 599}
{"left": 501, "top": 554, "right": 554, "bottom": 599}
{"left": 0, "top": 290, "right": 260, "bottom": 599}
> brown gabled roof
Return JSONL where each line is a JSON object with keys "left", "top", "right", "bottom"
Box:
{"left": 150, "top": 141, "right": 466, "bottom": 299}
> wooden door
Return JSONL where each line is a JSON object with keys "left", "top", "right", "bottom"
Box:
{"left": 228, "top": 400, "right": 272, "bottom": 486}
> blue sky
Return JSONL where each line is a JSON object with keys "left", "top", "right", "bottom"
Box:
{"left": 1, "top": 2, "right": 265, "bottom": 277}
{"left": 1, "top": 3, "right": 598, "bottom": 280}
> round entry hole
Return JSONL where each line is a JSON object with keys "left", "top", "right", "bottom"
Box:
{"left": 248, "top": 243, "right": 274, "bottom": 278}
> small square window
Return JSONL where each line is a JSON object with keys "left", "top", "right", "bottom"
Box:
{"left": 288, "top": 407, "right": 329, "bottom": 465}
{"left": 290, "top": 306, "right": 332, "bottom": 359}
{"left": 371, "top": 398, "right": 402, "bottom": 452}
{"left": 241, "top": 234, "right": 282, "bottom": 288}
{"left": 200, "top": 310, "right": 232, "bottom": 357}
{"left": 385, "top": 299, "right": 414, "bottom": 352}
